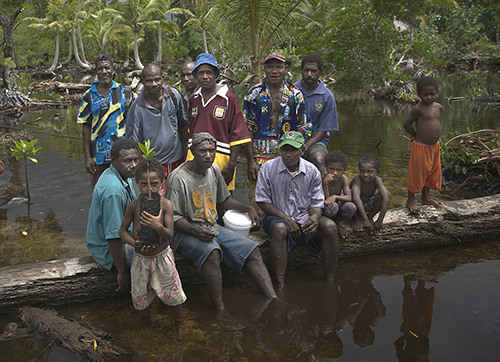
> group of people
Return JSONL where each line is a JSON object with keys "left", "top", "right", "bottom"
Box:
{"left": 79, "top": 50, "right": 444, "bottom": 337}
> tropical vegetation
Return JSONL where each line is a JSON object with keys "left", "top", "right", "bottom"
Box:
{"left": 0, "top": 0, "right": 498, "bottom": 95}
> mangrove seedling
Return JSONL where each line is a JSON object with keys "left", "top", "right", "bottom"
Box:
{"left": 10, "top": 139, "right": 42, "bottom": 200}
{"left": 138, "top": 140, "right": 156, "bottom": 159}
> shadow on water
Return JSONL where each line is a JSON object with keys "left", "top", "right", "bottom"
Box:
{"left": 0, "top": 73, "right": 499, "bottom": 361}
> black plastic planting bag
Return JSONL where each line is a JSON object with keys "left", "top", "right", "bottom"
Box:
{"left": 136, "top": 193, "right": 161, "bottom": 250}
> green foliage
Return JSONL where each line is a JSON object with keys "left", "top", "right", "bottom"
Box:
{"left": 10, "top": 139, "right": 43, "bottom": 164}
{"left": 441, "top": 132, "right": 481, "bottom": 175}
{"left": 138, "top": 139, "right": 156, "bottom": 159}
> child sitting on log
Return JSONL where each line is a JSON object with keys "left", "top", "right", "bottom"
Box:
{"left": 322, "top": 151, "right": 357, "bottom": 239}
{"left": 350, "top": 154, "right": 391, "bottom": 234}
{"left": 119, "top": 158, "right": 188, "bottom": 338}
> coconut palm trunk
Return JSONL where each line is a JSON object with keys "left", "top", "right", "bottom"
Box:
{"left": 62, "top": 34, "right": 72, "bottom": 65}
{"left": 133, "top": 29, "right": 144, "bottom": 70}
{"left": 48, "top": 32, "right": 60, "bottom": 72}
{"left": 77, "top": 23, "right": 89, "bottom": 65}
{"left": 72, "top": 25, "right": 90, "bottom": 69}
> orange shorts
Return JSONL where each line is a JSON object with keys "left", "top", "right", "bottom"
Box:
{"left": 407, "top": 140, "right": 442, "bottom": 194}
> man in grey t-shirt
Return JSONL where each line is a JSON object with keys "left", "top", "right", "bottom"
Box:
{"left": 167, "top": 132, "right": 283, "bottom": 330}
{"left": 126, "top": 63, "right": 188, "bottom": 197}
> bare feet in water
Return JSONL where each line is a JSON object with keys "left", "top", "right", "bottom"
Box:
{"left": 175, "top": 320, "right": 191, "bottom": 340}
{"left": 216, "top": 308, "right": 244, "bottom": 330}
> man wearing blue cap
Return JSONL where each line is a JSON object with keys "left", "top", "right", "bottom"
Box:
{"left": 255, "top": 131, "right": 339, "bottom": 290}
{"left": 186, "top": 53, "right": 251, "bottom": 191}
{"left": 77, "top": 54, "right": 135, "bottom": 189}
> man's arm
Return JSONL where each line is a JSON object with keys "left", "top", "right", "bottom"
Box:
{"left": 221, "top": 144, "right": 242, "bottom": 185}
{"left": 245, "top": 131, "right": 259, "bottom": 181}
{"left": 82, "top": 124, "right": 95, "bottom": 174}
{"left": 174, "top": 217, "right": 217, "bottom": 242}
{"left": 107, "top": 238, "right": 130, "bottom": 292}
{"left": 300, "top": 207, "right": 323, "bottom": 235}
{"left": 218, "top": 196, "right": 260, "bottom": 228}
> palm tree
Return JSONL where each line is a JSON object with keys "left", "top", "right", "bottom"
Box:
{"left": 182, "top": 0, "right": 216, "bottom": 53}
{"left": 106, "top": 0, "right": 174, "bottom": 70}
{"left": 85, "top": 9, "right": 115, "bottom": 53}
{"left": 24, "top": 0, "right": 68, "bottom": 72}
{"left": 293, "top": 0, "right": 333, "bottom": 36}
{"left": 216, "top": 0, "right": 304, "bottom": 74}
{"left": 147, "top": 0, "right": 182, "bottom": 63}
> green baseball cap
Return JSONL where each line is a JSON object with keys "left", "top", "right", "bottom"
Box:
{"left": 279, "top": 131, "right": 305, "bottom": 149}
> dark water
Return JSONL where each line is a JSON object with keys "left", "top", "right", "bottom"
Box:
{"left": 0, "top": 74, "right": 499, "bottom": 361}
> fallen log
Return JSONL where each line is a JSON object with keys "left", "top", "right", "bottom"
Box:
{"left": 0, "top": 194, "right": 499, "bottom": 313}
{"left": 18, "top": 306, "right": 130, "bottom": 362}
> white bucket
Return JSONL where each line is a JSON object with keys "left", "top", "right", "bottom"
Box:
{"left": 223, "top": 210, "right": 252, "bottom": 238}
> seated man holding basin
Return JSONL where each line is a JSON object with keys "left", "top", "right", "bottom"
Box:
{"left": 166, "top": 132, "right": 286, "bottom": 330}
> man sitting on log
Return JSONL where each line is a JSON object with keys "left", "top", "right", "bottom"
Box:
{"left": 255, "top": 131, "right": 339, "bottom": 291}
{"left": 166, "top": 132, "right": 287, "bottom": 330}
{"left": 86, "top": 138, "right": 140, "bottom": 292}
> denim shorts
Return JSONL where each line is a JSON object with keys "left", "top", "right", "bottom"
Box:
{"left": 176, "top": 227, "right": 258, "bottom": 275}
{"left": 262, "top": 215, "right": 323, "bottom": 255}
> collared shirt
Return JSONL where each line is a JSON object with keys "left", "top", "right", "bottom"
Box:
{"left": 243, "top": 79, "right": 306, "bottom": 164}
{"left": 86, "top": 164, "right": 136, "bottom": 270}
{"left": 126, "top": 86, "right": 186, "bottom": 165}
{"left": 294, "top": 79, "right": 338, "bottom": 147}
{"left": 187, "top": 85, "right": 251, "bottom": 190}
{"left": 77, "top": 81, "right": 135, "bottom": 165}
{"left": 255, "top": 156, "right": 324, "bottom": 224}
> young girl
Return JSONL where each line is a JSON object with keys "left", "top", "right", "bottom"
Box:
{"left": 322, "top": 151, "right": 356, "bottom": 239}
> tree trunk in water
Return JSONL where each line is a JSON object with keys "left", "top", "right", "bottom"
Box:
{"left": 133, "top": 30, "right": 144, "bottom": 70}
{"left": 0, "top": 8, "right": 23, "bottom": 90}
{"left": 48, "top": 32, "right": 60, "bottom": 72}
{"left": 72, "top": 25, "right": 90, "bottom": 69}
{"left": 77, "top": 23, "right": 88, "bottom": 65}
{"left": 202, "top": 28, "right": 208, "bottom": 53}
{"left": 62, "top": 34, "right": 72, "bottom": 66}
{"left": 156, "top": 25, "right": 162, "bottom": 64}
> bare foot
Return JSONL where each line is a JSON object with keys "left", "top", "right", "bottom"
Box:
{"left": 351, "top": 216, "right": 363, "bottom": 232}
{"left": 175, "top": 320, "right": 191, "bottom": 340}
{"left": 337, "top": 223, "right": 348, "bottom": 239}
{"left": 422, "top": 197, "right": 443, "bottom": 208}
{"left": 216, "top": 308, "right": 244, "bottom": 331}
{"left": 406, "top": 199, "right": 422, "bottom": 213}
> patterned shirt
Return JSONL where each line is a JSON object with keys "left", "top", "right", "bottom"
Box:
{"left": 243, "top": 79, "right": 306, "bottom": 164}
{"left": 255, "top": 156, "right": 324, "bottom": 224}
{"left": 77, "top": 81, "right": 134, "bottom": 165}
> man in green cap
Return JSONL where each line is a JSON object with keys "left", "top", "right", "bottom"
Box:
{"left": 255, "top": 131, "right": 339, "bottom": 290}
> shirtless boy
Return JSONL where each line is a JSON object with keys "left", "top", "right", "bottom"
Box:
{"left": 322, "top": 151, "right": 356, "bottom": 239}
{"left": 403, "top": 76, "right": 443, "bottom": 213}
{"left": 350, "top": 154, "right": 391, "bottom": 234}
{"left": 119, "top": 158, "right": 188, "bottom": 339}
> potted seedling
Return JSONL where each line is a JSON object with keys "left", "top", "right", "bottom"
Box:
{"left": 136, "top": 141, "right": 161, "bottom": 250}
{"left": 10, "top": 139, "right": 42, "bottom": 201}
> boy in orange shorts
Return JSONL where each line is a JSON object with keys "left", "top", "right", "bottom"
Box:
{"left": 403, "top": 76, "right": 443, "bottom": 213}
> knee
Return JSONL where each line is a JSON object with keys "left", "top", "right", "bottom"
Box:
{"left": 320, "top": 218, "right": 337, "bottom": 238}
{"left": 309, "top": 152, "right": 324, "bottom": 168}
{"left": 271, "top": 222, "right": 288, "bottom": 241}
{"left": 205, "top": 249, "right": 221, "bottom": 265}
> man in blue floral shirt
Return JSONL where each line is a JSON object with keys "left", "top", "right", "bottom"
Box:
{"left": 243, "top": 51, "right": 306, "bottom": 211}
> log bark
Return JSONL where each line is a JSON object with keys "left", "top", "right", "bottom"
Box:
{"left": 0, "top": 194, "right": 499, "bottom": 313}
{"left": 18, "top": 306, "right": 130, "bottom": 362}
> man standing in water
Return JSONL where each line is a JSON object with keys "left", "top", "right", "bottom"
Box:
{"left": 167, "top": 132, "right": 286, "bottom": 330}
{"left": 126, "top": 63, "right": 187, "bottom": 197}
{"left": 294, "top": 54, "right": 339, "bottom": 177}
{"left": 77, "top": 54, "right": 135, "bottom": 189}
{"left": 86, "top": 138, "right": 141, "bottom": 292}
{"left": 179, "top": 60, "right": 199, "bottom": 116}
{"left": 243, "top": 51, "right": 306, "bottom": 211}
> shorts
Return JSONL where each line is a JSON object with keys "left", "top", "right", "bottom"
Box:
{"left": 362, "top": 195, "right": 376, "bottom": 214}
{"left": 324, "top": 201, "right": 357, "bottom": 219}
{"left": 131, "top": 247, "right": 186, "bottom": 311}
{"left": 176, "top": 227, "right": 258, "bottom": 275}
{"left": 306, "top": 143, "right": 328, "bottom": 160}
{"left": 262, "top": 215, "right": 323, "bottom": 255}
{"left": 159, "top": 158, "right": 184, "bottom": 198}
{"left": 407, "top": 140, "right": 442, "bottom": 194}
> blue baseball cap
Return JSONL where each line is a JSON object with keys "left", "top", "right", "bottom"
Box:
{"left": 192, "top": 53, "right": 220, "bottom": 79}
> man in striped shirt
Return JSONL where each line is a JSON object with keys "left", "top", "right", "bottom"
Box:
{"left": 255, "top": 131, "right": 339, "bottom": 290}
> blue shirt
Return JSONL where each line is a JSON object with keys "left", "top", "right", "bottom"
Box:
{"left": 86, "top": 164, "right": 136, "bottom": 270}
{"left": 294, "top": 79, "right": 338, "bottom": 147}
{"left": 255, "top": 156, "right": 324, "bottom": 224}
